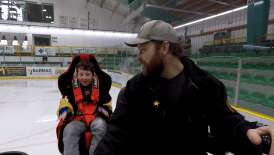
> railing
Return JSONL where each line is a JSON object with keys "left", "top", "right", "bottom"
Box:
{"left": 204, "top": 33, "right": 274, "bottom": 47}
{"left": 0, "top": 45, "right": 134, "bottom": 56}
{"left": 0, "top": 45, "right": 273, "bottom": 116}
{"left": 195, "top": 56, "right": 274, "bottom": 116}
{"left": 205, "top": 37, "right": 247, "bottom": 46}
{"left": 0, "top": 45, "right": 141, "bottom": 75}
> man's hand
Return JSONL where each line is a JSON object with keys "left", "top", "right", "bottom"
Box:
{"left": 98, "top": 107, "right": 109, "bottom": 118}
{"left": 247, "top": 125, "right": 274, "bottom": 155}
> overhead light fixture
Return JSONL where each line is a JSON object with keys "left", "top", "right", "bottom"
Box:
{"left": 22, "top": 36, "right": 28, "bottom": 49}
{"left": 1, "top": 35, "right": 7, "bottom": 45}
{"left": 174, "top": 5, "right": 248, "bottom": 29}
{"left": 12, "top": 36, "right": 19, "bottom": 46}
{"left": 42, "top": 9, "right": 47, "bottom": 12}
{"left": 0, "top": 24, "right": 137, "bottom": 38}
{"left": 45, "top": 16, "right": 52, "bottom": 19}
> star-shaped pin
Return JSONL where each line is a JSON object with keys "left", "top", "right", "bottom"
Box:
{"left": 153, "top": 100, "right": 160, "bottom": 108}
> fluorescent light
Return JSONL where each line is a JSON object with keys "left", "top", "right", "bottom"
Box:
{"left": 12, "top": 40, "right": 19, "bottom": 46}
{"left": 22, "top": 37, "right": 28, "bottom": 49}
{"left": 12, "top": 36, "right": 18, "bottom": 46}
{"left": 0, "top": 40, "right": 8, "bottom": 45}
{"left": 1, "top": 36, "right": 7, "bottom": 45}
{"left": 174, "top": 5, "right": 248, "bottom": 29}
{"left": 42, "top": 9, "right": 47, "bottom": 12}
{"left": 22, "top": 40, "right": 28, "bottom": 46}
{"left": 0, "top": 24, "right": 136, "bottom": 38}
{"left": 114, "top": 32, "right": 137, "bottom": 38}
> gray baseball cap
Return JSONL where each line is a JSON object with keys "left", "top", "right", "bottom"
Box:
{"left": 125, "top": 20, "right": 179, "bottom": 47}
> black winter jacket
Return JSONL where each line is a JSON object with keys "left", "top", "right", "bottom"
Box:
{"left": 94, "top": 57, "right": 260, "bottom": 155}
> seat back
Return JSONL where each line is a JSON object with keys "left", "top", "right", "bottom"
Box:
{"left": 0, "top": 151, "right": 28, "bottom": 155}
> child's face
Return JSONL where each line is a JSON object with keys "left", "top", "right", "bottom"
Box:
{"left": 77, "top": 68, "right": 93, "bottom": 86}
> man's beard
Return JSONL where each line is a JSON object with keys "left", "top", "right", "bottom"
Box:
{"left": 142, "top": 55, "right": 164, "bottom": 78}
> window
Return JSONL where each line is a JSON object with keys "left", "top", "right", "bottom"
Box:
{"left": 0, "top": 0, "right": 23, "bottom": 21}
{"left": 24, "top": 2, "right": 54, "bottom": 23}
{"left": 0, "top": 1, "right": 54, "bottom": 23}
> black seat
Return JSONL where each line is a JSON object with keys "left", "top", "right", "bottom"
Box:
{"left": 0, "top": 151, "right": 28, "bottom": 155}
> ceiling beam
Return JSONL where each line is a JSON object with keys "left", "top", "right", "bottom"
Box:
{"left": 149, "top": 0, "right": 160, "bottom": 4}
{"left": 112, "top": 1, "right": 121, "bottom": 14}
{"left": 100, "top": 0, "right": 106, "bottom": 8}
{"left": 174, "top": 5, "right": 226, "bottom": 25}
{"left": 205, "top": 5, "right": 230, "bottom": 14}
{"left": 195, "top": 2, "right": 225, "bottom": 12}
{"left": 122, "top": 3, "right": 145, "bottom": 25}
{"left": 205, "top": 0, "right": 246, "bottom": 14}
{"left": 208, "top": 0, "right": 237, "bottom": 7}
{"left": 181, "top": 0, "right": 205, "bottom": 10}
{"left": 174, "top": 0, "right": 246, "bottom": 26}
{"left": 174, "top": 0, "right": 246, "bottom": 27}
{"left": 174, "top": 14, "right": 207, "bottom": 26}
{"left": 171, "top": 2, "right": 216, "bottom": 24}
{"left": 175, "top": 0, "right": 188, "bottom": 7}
{"left": 145, "top": 4, "right": 212, "bottom": 16}
{"left": 160, "top": 0, "right": 188, "bottom": 8}
{"left": 161, "top": 0, "right": 178, "bottom": 7}
{"left": 173, "top": 0, "right": 191, "bottom": 7}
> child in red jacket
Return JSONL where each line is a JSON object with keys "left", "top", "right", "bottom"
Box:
{"left": 56, "top": 54, "right": 112, "bottom": 155}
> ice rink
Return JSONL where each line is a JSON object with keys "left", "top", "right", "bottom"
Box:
{"left": 0, "top": 80, "right": 119, "bottom": 155}
{"left": 0, "top": 80, "right": 272, "bottom": 155}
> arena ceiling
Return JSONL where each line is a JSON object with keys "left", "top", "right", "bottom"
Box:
{"left": 88, "top": 0, "right": 247, "bottom": 28}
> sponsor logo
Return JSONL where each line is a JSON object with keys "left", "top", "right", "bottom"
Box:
{"left": 30, "top": 68, "right": 52, "bottom": 75}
